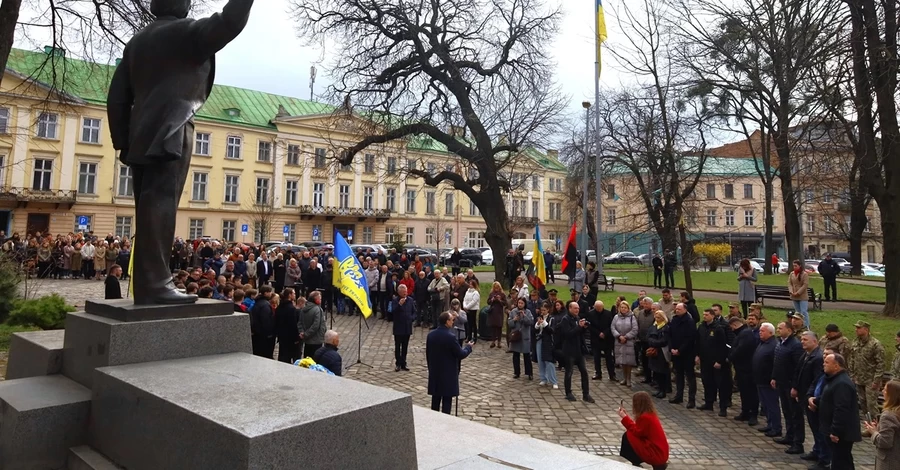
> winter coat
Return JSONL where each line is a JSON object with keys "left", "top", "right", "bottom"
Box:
{"left": 729, "top": 325, "right": 757, "bottom": 372}
{"left": 274, "top": 302, "right": 299, "bottom": 342}
{"left": 426, "top": 326, "right": 472, "bottom": 397}
{"left": 487, "top": 291, "right": 507, "bottom": 329}
{"left": 463, "top": 289, "right": 480, "bottom": 311}
{"left": 789, "top": 270, "right": 810, "bottom": 300}
{"left": 298, "top": 302, "right": 326, "bottom": 346}
{"left": 737, "top": 268, "right": 757, "bottom": 302}
{"left": 816, "top": 370, "right": 862, "bottom": 443}
{"left": 249, "top": 298, "right": 275, "bottom": 338}
{"left": 772, "top": 335, "right": 803, "bottom": 388}
{"left": 633, "top": 308, "right": 656, "bottom": 342}
{"left": 557, "top": 314, "right": 585, "bottom": 359}
{"left": 621, "top": 413, "right": 669, "bottom": 466}
{"left": 646, "top": 322, "right": 671, "bottom": 373}
{"left": 507, "top": 307, "right": 534, "bottom": 354}
{"left": 752, "top": 337, "right": 777, "bottom": 386}
{"left": 391, "top": 296, "right": 416, "bottom": 336}
{"left": 872, "top": 411, "right": 900, "bottom": 470}
{"left": 536, "top": 314, "right": 559, "bottom": 363}
{"left": 313, "top": 344, "right": 342, "bottom": 376}
{"left": 611, "top": 312, "right": 638, "bottom": 366}
{"left": 451, "top": 309, "right": 468, "bottom": 341}
{"left": 570, "top": 268, "right": 585, "bottom": 292}
{"left": 668, "top": 312, "right": 697, "bottom": 359}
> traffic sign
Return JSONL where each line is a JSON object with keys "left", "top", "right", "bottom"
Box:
{"left": 283, "top": 225, "right": 290, "bottom": 238}
{"left": 445, "top": 232, "right": 451, "bottom": 243}
{"left": 312, "top": 227, "right": 320, "bottom": 240}
{"left": 347, "top": 229, "right": 353, "bottom": 241}
{"left": 241, "top": 224, "right": 249, "bottom": 235}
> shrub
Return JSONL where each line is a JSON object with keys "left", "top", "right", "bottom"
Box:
{"left": 0, "top": 257, "right": 23, "bottom": 323}
{"left": 693, "top": 242, "right": 732, "bottom": 272}
{"left": 8, "top": 294, "right": 75, "bottom": 330}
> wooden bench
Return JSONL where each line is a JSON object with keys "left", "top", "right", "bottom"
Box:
{"left": 598, "top": 274, "right": 616, "bottom": 291}
{"left": 755, "top": 285, "right": 823, "bottom": 310}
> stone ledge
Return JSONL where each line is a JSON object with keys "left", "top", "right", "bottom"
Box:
{"left": 85, "top": 298, "right": 233, "bottom": 322}
{"left": 6, "top": 329, "right": 65, "bottom": 380}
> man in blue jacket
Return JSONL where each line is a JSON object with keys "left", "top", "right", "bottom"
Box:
{"left": 772, "top": 322, "right": 804, "bottom": 451}
{"left": 812, "top": 353, "right": 861, "bottom": 469}
{"left": 426, "top": 312, "right": 473, "bottom": 414}
{"left": 392, "top": 285, "right": 416, "bottom": 371}
{"left": 313, "top": 330, "right": 342, "bottom": 376}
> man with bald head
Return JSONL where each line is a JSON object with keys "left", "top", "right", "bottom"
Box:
{"left": 583, "top": 300, "right": 616, "bottom": 381}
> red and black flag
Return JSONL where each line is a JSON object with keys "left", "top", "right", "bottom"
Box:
{"left": 560, "top": 223, "right": 578, "bottom": 278}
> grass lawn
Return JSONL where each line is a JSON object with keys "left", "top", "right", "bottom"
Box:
{"left": 0, "top": 323, "right": 40, "bottom": 352}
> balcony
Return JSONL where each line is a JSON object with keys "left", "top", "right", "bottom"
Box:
{"left": 0, "top": 187, "right": 77, "bottom": 209}
{"left": 298, "top": 205, "right": 392, "bottom": 222}
{"left": 508, "top": 216, "right": 539, "bottom": 227}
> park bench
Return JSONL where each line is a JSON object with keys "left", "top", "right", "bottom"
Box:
{"left": 755, "top": 285, "right": 823, "bottom": 310}
{"left": 598, "top": 274, "right": 616, "bottom": 291}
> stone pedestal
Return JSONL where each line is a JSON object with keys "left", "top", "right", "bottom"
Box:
{"left": 5, "top": 329, "right": 65, "bottom": 380}
{"left": 89, "top": 353, "right": 417, "bottom": 470}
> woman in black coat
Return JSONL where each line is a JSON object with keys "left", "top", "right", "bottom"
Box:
{"left": 274, "top": 287, "right": 300, "bottom": 364}
{"left": 273, "top": 253, "right": 286, "bottom": 293}
{"left": 645, "top": 311, "right": 671, "bottom": 398}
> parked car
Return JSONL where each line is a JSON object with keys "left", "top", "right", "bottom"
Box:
{"left": 863, "top": 262, "right": 884, "bottom": 271}
{"left": 586, "top": 250, "right": 596, "bottom": 263}
{"left": 298, "top": 241, "right": 327, "bottom": 249}
{"left": 350, "top": 244, "right": 386, "bottom": 257}
{"left": 734, "top": 259, "right": 764, "bottom": 273}
{"left": 777, "top": 261, "right": 790, "bottom": 273}
{"left": 862, "top": 266, "right": 885, "bottom": 278}
{"left": 830, "top": 257, "right": 853, "bottom": 275}
{"left": 266, "top": 244, "right": 308, "bottom": 257}
{"left": 441, "top": 248, "right": 484, "bottom": 266}
{"left": 804, "top": 260, "right": 821, "bottom": 273}
{"left": 637, "top": 254, "right": 651, "bottom": 266}
{"left": 603, "top": 251, "right": 642, "bottom": 265}
{"left": 407, "top": 248, "right": 439, "bottom": 265}
{"left": 482, "top": 249, "right": 494, "bottom": 265}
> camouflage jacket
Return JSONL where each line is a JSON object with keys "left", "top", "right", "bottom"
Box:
{"left": 848, "top": 335, "right": 885, "bottom": 385}
{"left": 819, "top": 334, "right": 852, "bottom": 360}
{"left": 891, "top": 344, "right": 900, "bottom": 380}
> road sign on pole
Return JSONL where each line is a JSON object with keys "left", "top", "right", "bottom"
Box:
{"left": 241, "top": 224, "right": 249, "bottom": 236}
{"left": 312, "top": 227, "right": 320, "bottom": 240}
{"left": 283, "top": 225, "right": 290, "bottom": 239}
{"left": 77, "top": 215, "right": 89, "bottom": 230}
{"left": 347, "top": 229, "right": 353, "bottom": 241}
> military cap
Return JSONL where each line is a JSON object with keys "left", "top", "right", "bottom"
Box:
{"left": 854, "top": 320, "right": 871, "bottom": 329}
{"left": 790, "top": 313, "right": 804, "bottom": 321}
{"left": 825, "top": 323, "right": 840, "bottom": 333}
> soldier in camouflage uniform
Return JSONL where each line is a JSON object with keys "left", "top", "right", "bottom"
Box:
{"left": 789, "top": 313, "right": 807, "bottom": 339}
{"left": 819, "top": 323, "right": 852, "bottom": 359}
{"left": 890, "top": 330, "right": 900, "bottom": 380}
{"left": 848, "top": 320, "right": 885, "bottom": 422}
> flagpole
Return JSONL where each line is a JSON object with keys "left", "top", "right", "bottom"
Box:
{"left": 595, "top": 0, "right": 604, "bottom": 274}
{"left": 581, "top": 101, "right": 591, "bottom": 266}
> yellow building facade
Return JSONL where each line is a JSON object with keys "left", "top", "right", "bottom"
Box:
{"left": 0, "top": 48, "right": 569, "bottom": 250}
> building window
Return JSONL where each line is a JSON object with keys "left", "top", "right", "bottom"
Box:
{"left": 743, "top": 184, "right": 753, "bottom": 199}
{"left": 73, "top": 215, "right": 92, "bottom": 233}
{"left": 285, "top": 180, "right": 298, "bottom": 206}
{"left": 805, "top": 215, "right": 815, "bottom": 233}
{"left": 606, "top": 208, "right": 617, "bottom": 225}
{"left": 406, "top": 157, "right": 416, "bottom": 171}
{"left": 840, "top": 189, "right": 850, "bottom": 204}
{"left": 311, "top": 224, "right": 323, "bottom": 241}
{"left": 362, "top": 226, "right": 373, "bottom": 243}
{"left": 313, "top": 182, "right": 325, "bottom": 208}
{"left": 725, "top": 209, "right": 735, "bottom": 227}
{"left": 385, "top": 188, "right": 396, "bottom": 212}
{"left": 549, "top": 202, "right": 561, "bottom": 220}
{"left": 607, "top": 184, "right": 616, "bottom": 200}
{"left": 286, "top": 144, "right": 300, "bottom": 165}
{"left": 724, "top": 184, "right": 734, "bottom": 199}
{"left": 340, "top": 160, "right": 352, "bottom": 172}
{"left": 706, "top": 209, "right": 717, "bottom": 226}
{"left": 32, "top": 159, "right": 52, "bottom": 191}
{"left": 192, "top": 172, "right": 208, "bottom": 201}
{"left": 706, "top": 183, "right": 716, "bottom": 199}
{"left": 195, "top": 132, "right": 211, "bottom": 156}
{"left": 189, "top": 219, "right": 205, "bottom": 239}
{"left": 384, "top": 227, "right": 396, "bottom": 244}
{"left": 532, "top": 200, "right": 539, "bottom": 218}
{"left": 114, "top": 216, "right": 132, "bottom": 238}
{"left": 339, "top": 185, "right": 350, "bottom": 209}
{"left": 406, "top": 227, "right": 415, "bottom": 244}
{"left": 226, "top": 136, "right": 242, "bottom": 159}
{"left": 406, "top": 189, "right": 416, "bottom": 213}
{"left": 426, "top": 162, "right": 436, "bottom": 176}
{"left": 36, "top": 112, "right": 58, "bottom": 139}
{"left": 469, "top": 201, "right": 480, "bottom": 216}
{"left": 363, "top": 154, "right": 375, "bottom": 173}
{"left": 823, "top": 189, "right": 832, "bottom": 203}
{"left": 387, "top": 156, "right": 398, "bottom": 175}
{"left": 426, "top": 192, "right": 436, "bottom": 214}
{"left": 118, "top": 166, "right": 133, "bottom": 197}
{"left": 805, "top": 189, "right": 814, "bottom": 204}
{"left": 532, "top": 176, "right": 540, "bottom": 190}
{"left": 824, "top": 217, "right": 833, "bottom": 232}
{"left": 0, "top": 108, "right": 8, "bottom": 133}
{"left": 744, "top": 209, "right": 755, "bottom": 226}
{"left": 426, "top": 227, "right": 435, "bottom": 245}
{"left": 255, "top": 178, "right": 270, "bottom": 204}
{"left": 286, "top": 223, "right": 297, "bottom": 243}
{"left": 445, "top": 193, "right": 454, "bottom": 216}
{"left": 81, "top": 118, "right": 101, "bottom": 143}
{"left": 222, "top": 220, "right": 236, "bottom": 242}
{"left": 844, "top": 215, "right": 852, "bottom": 231}
{"left": 224, "top": 175, "right": 239, "bottom": 203}
{"left": 314, "top": 148, "right": 326, "bottom": 168}
{"left": 257, "top": 141, "right": 272, "bottom": 162}
{"left": 253, "top": 222, "right": 265, "bottom": 243}
{"left": 78, "top": 162, "right": 97, "bottom": 194}
{"left": 363, "top": 186, "right": 374, "bottom": 210}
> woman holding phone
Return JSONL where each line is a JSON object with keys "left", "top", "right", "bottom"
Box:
{"left": 617, "top": 391, "right": 670, "bottom": 470}
{"left": 864, "top": 379, "right": 900, "bottom": 469}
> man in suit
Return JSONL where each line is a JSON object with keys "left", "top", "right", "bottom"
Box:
{"left": 107, "top": 0, "right": 253, "bottom": 304}
{"left": 426, "top": 311, "right": 473, "bottom": 414}
{"left": 391, "top": 284, "right": 416, "bottom": 371}
{"left": 773, "top": 322, "right": 805, "bottom": 451}
{"left": 795, "top": 331, "right": 825, "bottom": 467}
{"left": 811, "top": 353, "right": 861, "bottom": 469}
{"left": 257, "top": 252, "right": 273, "bottom": 287}
{"left": 729, "top": 317, "right": 760, "bottom": 426}
{"left": 560, "top": 301, "right": 594, "bottom": 403}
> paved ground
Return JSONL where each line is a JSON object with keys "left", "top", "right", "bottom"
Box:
{"left": 17, "top": 278, "right": 879, "bottom": 469}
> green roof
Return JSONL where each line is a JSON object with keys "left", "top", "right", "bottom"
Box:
{"left": 605, "top": 155, "right": 774, "bottom": 176}
{"left": 5, "top": 47, "right": 568, "bottom": 171}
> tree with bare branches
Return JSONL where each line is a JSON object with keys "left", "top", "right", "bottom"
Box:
{"left": 290, "top": 0, "right": 566, "bottom": 282}
{"left": 246, "top": 192, "right": 278, "bottom": 244}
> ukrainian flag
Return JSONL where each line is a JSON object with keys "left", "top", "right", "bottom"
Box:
{"left": 333, "top": 232, "right": 372, "bottom": 318}
{"left": 596, "top": 0, "right": 608, "bottom": 73}
{"left": 527, "top": 225, "right": 547, "bottom": 290}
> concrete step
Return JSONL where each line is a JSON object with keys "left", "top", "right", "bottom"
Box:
{"left": 68, "top": 446, "right": 121, "bottom": 470}
{"left": 6, "top": 329, "right": 65, "bottom": 379}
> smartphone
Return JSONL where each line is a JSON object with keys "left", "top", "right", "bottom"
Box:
{"left": 867, "top": 412, "right": 873, "bottom": 423}
{"left": 620, "top": 399, "right": 625, "bottom": 408}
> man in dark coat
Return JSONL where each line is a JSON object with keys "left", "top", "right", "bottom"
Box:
{"left": 669, "top": 303, "right": 697, "bottom": 408}
{"left": 585, "top": 300, "right": 616, "bottom": 381}
{"left": 543, "top": 250, "right": 555, "bottom": 283}
{"left": 817, "top": 254, "right": 841, "bottom": 301}
{"left": 414, "top": 271, "right": 431, "bottom": 326}
{"left": 652, "top": 254, "right": 663, "bottom": 289}
{"left": 560, "top": 301, "right": 594, "bottom": 403}
{"left": 104, "top": 264, "right": 123, "bottom": 299}
{"left": 697, "top": 309, "right": 730, "bottom": 415}
{"left": 772, "top": 321, "right": 804, "bottom": 451}
{"left": 663, "top": 250, "right": 677, "bottom": 289}
{"left": 755, "top": 322, "right": 781, "bottom": 436}
{"left": 812, "top": 353, "right": 861, "bottom": 469}
{"left": 107, "top": 0, "right": 253, "bottom": 305}
{"left": 426, "top": 311, "right": 473, "bottom": 414}
{"left": 274, "top": 288, "right": 299, "bottom": 364}
{"left": 391, "top": 284, "right": 416, "bottom": 371}
{"left": 257, "top": 253, "right": 273, "bottom": 287}
{"left": 795, "top": 331, "right": 825, "bottom": 464}
{"left": 249, "top": 286, "right": 275, "bottom": 358}
{"left": 313, "top": 330, "right": 342, "bottom": 376}
{"left": 729, "top": 317, "right": 759, "bottom": 426}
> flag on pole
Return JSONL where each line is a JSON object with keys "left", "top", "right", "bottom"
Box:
{"left": 596, "top": 0, "right": 609, "bottom": 73}
{"left": 127, "top": 235, "right": 135, "bottom": 298}
{"left": 560, "top": 223, "right": 579, "bottom": 278}
{"left": 526, "top": 225, "right": 547, "bottom": 290}
{"left": 333, "top": 231, "right": 372, "bottom": 318}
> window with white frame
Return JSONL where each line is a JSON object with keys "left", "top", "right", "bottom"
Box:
{"left": 286, "top": 223, "right": 296, "bottom": 243}
{"left": 0, "top": 108, "right": 8, "bottom": 134}
{"left": 806, "top": 215, "right": 815, "bottom": 233}
{"left": 824, "top": 217, "right": 833, "bottom": 232}
{"left": 823, "top": 189, "right": 832, "bottom": 203}
{"left": 864, "top": 217, "right": 872, "bottom": 233}
{"left": 532, "top": 176, "right": 539, "bottom": 190}
{"left": 532, "top": 200, "right": 539, "bottom": 218}
{"left": 406, "top": 189, "right": 416, "bottom": 213}
{"left": 257, "top": 141, "right": 272, "bottom": 162}
{"left": 364, "top": 154, "right": 375, "bottom": 173}
{"left": 287, "top": 144, "right": 300, "bottom": 165}
{"left": 467, "top": 231, "right": 486, "bottom": 248}
{"left": 426, "top": 191, "right": 436, "bottom": 214}
{"left": 744, "top": 209, "right": 755, "bottom": 226}
{"left": 363, "top": 186, "right": 374, "bottom": 210}
{"left": 253, "top": 222, "right": 265, "bottom": 243}
{"left": 706, "top": 209, "right": 717, "bottom": 226}
{"left": 81, "top": 118, "right": 101, "bottom": 143}
{"left": 221, "top": 220, "right": 236, "bottom": 241}
{"left": 314, "top": 148, "right": 326, "bottom": 168}
{"left": 189, "top": 219, "right": 205, "bottom": 239}
{"left": 384, "top": 227, "right": 396, "bottom": 244}
{"left": 191, "top": 172, "right": 208, "bottom": 201}
{"left": 195, "top": 132, "right": 211, "bottom": 155}
{"left": 385, "top": 188, "right": 395, "bottom": 212}
{"left": 313, "top": 182, "right": 325, "bottom": 208}
{"left": 387, "top": 156, "right": 397, "bottom": 175}
{"left": 725, "top": 209, "right": 735, "bottom": 226}
{"left": 224, "top": 175, "right": 239, "bottom": 203}
{"left": 406, "top": 227, "right": 415, "bottom": 244}
{"left": 118, "top": 166, "right": 133, "bottom": 197}
{"left": 36, "top": 112, "right": 58, "bottom": 139}
{"left": 606, "top": 208, "right": 617, "bottom": 225}
{"left": 114, "top": 216, "right": 132, "bottom": 238}
{"left": 362, "top": 226, "right": 373, "bottom": 243}
{"left": 426, "top": 162, "right": 436, "bottom": 176}
{"left": 407, "top": 158, "right": 417, "bottom": 171}
{"left": 840, "top": 189, "right": 850, "bottom": 204}
{"left": 445, "top": 193, "right": 454, "bottom": 216}
{"left": 426, "top": 227, "right": 434, "bottom": 245}
{"left": 78, "top": 162, "right": 97, "bottom": 194}
{"left": 32, "top": 159, "right": 52, "bottom": 191}
{"left": 469, "top": 200, "right": 480, "bottom": 216}
{"left": 339, "top": 184, "right": 350, "bottom": 209}
{"left": 226, "top": 136, "right": 242, "bottom": 159}
{"left": 256, "top": 178, "right": 270, "bottom": 204}
{"left": 285, "top": 180, "right": 298, "bottom": 206}
{"left": 805, "top": 189, "right": 814, "bottom": 204}
{"left": 73, "top": 215, "right": 92, "bottom": 233}
{"left": 844, "top": 215, "right": 852, "bottom": 231}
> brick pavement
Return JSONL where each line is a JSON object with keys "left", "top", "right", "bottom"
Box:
{"left": 31, "top": 278, "right": 879, "bottom": 469}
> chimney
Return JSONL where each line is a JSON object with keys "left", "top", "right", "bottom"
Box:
{"left": 43, "top": 45, "right": 66, "bottom": 58}
{"left": 547, "top": 149, "right": 559, "bottom": 159}
{"left": 275, "top": 104, "right": 289, "bottom": 119}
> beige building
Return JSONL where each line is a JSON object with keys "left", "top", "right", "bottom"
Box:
{"left": 0, "top": 47, "right": 569, "bottom": 251}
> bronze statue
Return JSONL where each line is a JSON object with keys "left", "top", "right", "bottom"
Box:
{"left": 107, "top": 0, "right": 254, "bottom": 304}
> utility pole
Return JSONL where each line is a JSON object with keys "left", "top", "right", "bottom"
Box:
{"left": 309, "top": 65, "right": 317, "bottom": 101}
{"left": 582, "top": 101, "right": 591, "bottom": 265}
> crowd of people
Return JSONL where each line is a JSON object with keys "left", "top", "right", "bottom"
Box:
{"left": 0, "top": 230, "right": 132, "bottom": 280}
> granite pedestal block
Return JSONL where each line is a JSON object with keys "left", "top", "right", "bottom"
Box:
{"left": 5, "top": 329, "right": 65, "bottom": 380}
{"left": 62, "top": 310, "right": 251, "bottom": 388}
{"left": 85, "top": 298, "right": 233, "bottom": 322}
{"left": 0, "top": 375, "right": 91, "bottom": 470}
{"left": 68, "top": 445, "right": 122, "bottom": 470}
{"left": 89, "top": 353, "right": 417, "bottom": 470}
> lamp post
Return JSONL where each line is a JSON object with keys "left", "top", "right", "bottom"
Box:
{"left": 582, "top": 101, "right": 591, "bottom": 264}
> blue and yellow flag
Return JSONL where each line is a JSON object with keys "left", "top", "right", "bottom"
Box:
{"left": 333, "top": 232, "right": 372, "bottom": 318}
{"left": 127, "top": 235, "right": 135, "bottom": 298}
{"left": 526, "top": 225, "right": 547, "bottom": 291}
{"left": 596, "top": 0, "right": 608, "bottom": 74}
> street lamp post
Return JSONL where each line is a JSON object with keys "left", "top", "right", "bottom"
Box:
{"left": 582, "top": 101, "right": 591, "bottom": 265}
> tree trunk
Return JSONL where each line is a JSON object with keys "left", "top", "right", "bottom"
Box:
{"left": 0, "top": 0, "right": 22, "bottom": 89}
{"left": 882, "top": 205, "right": 900, "bottom": 316}
{"left": 764, "top": 184, "right": 775, "bottom": 275}
{"left": 678, "top": 223, "right": 694, "bottom": 297}
{"left": 775, "top": 140, "right": 802, "bottom": 262}
{"left": 481, "top": 194, "right": 511, "bottom": 287}
{"left": 848, "top": 195, "right": 868, "bottom": 276}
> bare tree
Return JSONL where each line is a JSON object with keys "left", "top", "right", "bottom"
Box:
{"left": 245, "top": 192, "right": 277, "bottom": 244}
{"left": 290, "top": 0, "right": 566, "bottom": 283}
{"left": 423, "top": 210, "right": 452, "bottom": 259}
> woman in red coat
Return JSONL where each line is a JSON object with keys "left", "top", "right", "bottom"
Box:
{"left": 617, "top": 391, "right": 669, "bottom": 469}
